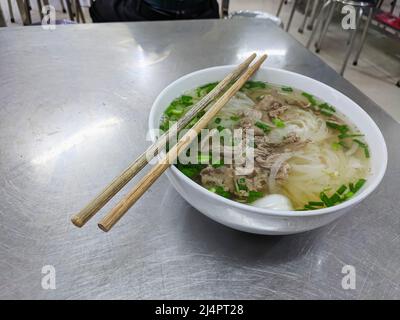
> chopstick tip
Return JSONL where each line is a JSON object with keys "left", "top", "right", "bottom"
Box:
{"left": 98, "top": 223, "right": 110, "bottom": 232}
{"left": 71, "top": 215, "right": 84, "bottom": 228}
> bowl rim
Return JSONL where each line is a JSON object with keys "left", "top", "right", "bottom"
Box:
{"left": 149, "top": 65, "right": 388, "bottom": 217}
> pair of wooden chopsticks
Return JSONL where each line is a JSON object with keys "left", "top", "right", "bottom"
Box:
{"left": 71, "top": 53, "right": 267, "bottom": 232}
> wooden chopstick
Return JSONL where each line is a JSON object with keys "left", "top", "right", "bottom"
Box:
{"left": 98, "top": 54, "right": 268, "bottom": 232}
{"left": 71, "top": 53, "right": 256, "bottom": 228}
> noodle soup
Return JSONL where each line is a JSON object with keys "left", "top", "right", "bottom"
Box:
{"left": 160, "top": 81, "right": 371, "bottom": 211}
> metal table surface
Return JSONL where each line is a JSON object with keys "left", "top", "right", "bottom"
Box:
{"left": 0, "top": 19, "right": 399, "bottom": 300}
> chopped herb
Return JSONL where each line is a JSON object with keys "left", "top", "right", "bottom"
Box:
{"left": 255, "top": 121, "right": 271, "bottom": 134}
{"left": 338, "top": 133, "right": 364, "bottom": 139}
{"left": 302, "top": 92, "right": 317, "bottom": 106}
{"left": 343, "top": 191, "right": 354, "bottom": 200}
{"left": 247, "top": 191, "right": 263, "bottom": 203}
{"left": 230, "top": 115, "right": 240, "bottom": 121}
{"left": 236, "top": 178, "right": 248, "bottom": 191}
{"left": 336, "top": 185, "right": 347, "bottom": 195}
{"left": 319, "top": 103, "right": 335, "bottom": 113}
{"left": 320, "top": 192, "right": 332, "bottom": 207}
{"left": 214, "top": 117, "right": 222, "bottom": 124}
{"left": 212, "top": 159, "right": 224, "bottom": 168}
{"left": 308, "top": 201, "right": 324, "bottom": 207}
{"left": 213, "top": 186, "right": 231, "bottom": 199}
{"left": 177, "top": 163, "right": 204, "bottom": 178}
{"left": 196, "top": 82, "right": 218, "bottom": 97}
{"left": 353, "top": 178, "right": 366, "bottom": 193}
{"left": 320, "top": 109, "right": 334, "bottom": 117}
{"left": 217, "top": 125, "right": 225, "bottom": 132}
{"left": 326, "top": 121, "right": 349, "bottom": 134}
{"left": 353, "top": 139, "right": 370, "bottom": 158}
{"left": 332, "top": 142, "right": 341, "bottom": 150}
{"left": 243, "top": 80, "right": 267, "bottom": 90}
{"left": 281, "top": 86, "right": 293, "bottom": 92}
{"left": 272, "top": 118, "right": 285, "bottom": 128}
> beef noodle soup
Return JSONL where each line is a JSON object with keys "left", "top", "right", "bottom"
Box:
{"left": 160, "top": 81, "right": 371, "bottom": 211}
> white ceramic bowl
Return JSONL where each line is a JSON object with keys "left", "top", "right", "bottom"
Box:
{"left": 149, "top": 66, "right": 387, "bottom": 234}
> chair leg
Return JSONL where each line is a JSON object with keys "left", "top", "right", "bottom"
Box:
{"left": 340, "top": 7, "right": 363, "bottom": 76}
{"left": 60, "top": 0, "right": 67, "bottom": 13}
{"left": 65, "top": 0, "right": 74, "bottom": 20}
{"left": 353, "top": 7, "right": 373, "bottom": 66}
{"left": 277, "top": 0, "right": 285, "bottom": 17}
{"left": 315, "top": 1, "right": 336, "bottom": 53}
{"left": 77, "top": 1, "right": 85, "bottom": 23}
{"left": 16, "top": 0, "right": 31, "bottom": 25}
{"left": 37, "top": 0, "right": 43, "bottom": 19}
{"left": 307, "top": 0, "right": 321, "bottom": 31}
{"left": 0, "top": 4, "right": 6, "bottom": 27}
{"left": 298, "top": 0, "right": 312, "bottom": 33}
{"left": 306, "top": 0, "right": 331, "bottom": 49}
{"left": 286, "top": 0, "right": 298, "bottom": 32}
{"left": 7, "top": 0, "right": 15, "bottom": 23}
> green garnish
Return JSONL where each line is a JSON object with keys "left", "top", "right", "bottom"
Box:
{"left": 211, "top": 159, "right": 224, "bottom": 168}
{"left": 319, "top": 103, "right": 335, "bottom": 113}
{"left": 214, "top": 117, "right": 222, "bottom": 124}
{"left": 320, "top": 192, "right": 332, "bottom": 207}
{"left": 302, "top": 92, "right": 317, "bottom": 106}
{"left": 320, "top": 109, "right": 334, "bottom": 117}
{"left": 210, "top": 186, "right": 231, "bottom": 199}
{"left": 196, "top": 82, "right": 218, "bottom": 97}
{"left": 217, "top": 125, "right": 225, "bottom": 132}
{"left": 338, "top": 133, "right": 364, "bottom": 139}
{"left": 230, "top": 115, "right": 240, "bottom": 121}
{"left": 177, "top": 163, "right": 204, "bottom": 178}
{"left": 353, "top": 139, "right": 370, "bottom": 158}
{"left": 247, "top": 191, "right": 263, "bottom": 203}
{"left": 281, "top": 86, "right": 293, "bottom": 92}
{"left": 255, "top": 121, "right": 271, "bottom": 134}
{"left": 302, "top": 179, "right": 366, "bottom": 210}
{"left": 308, "top": 201, "right": 324, "bottom": 207}
{"left": 353, "top": 178, "right": 366, "bottom": 193}
{"left": 332, "top": 142, "right": 341, "bottom": 151}
{"left": 336, "top": 185, "right": 347, "bottom": 195}
{"left": 236, "top": 177, "right": 248, "bottom": 191}
{"left": 326, "top": 121, "right": 349, "bottom": 134}
{"left": 272, "top": 118, "right": 285, "bottom": 128}
{"left": 243, "top": 80, "right": 267, "bottom": 90}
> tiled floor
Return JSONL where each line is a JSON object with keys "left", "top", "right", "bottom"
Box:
{"left": 1, "top": 0, "right": 399, "bottom": 121}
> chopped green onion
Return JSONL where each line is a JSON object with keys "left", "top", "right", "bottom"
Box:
{"left": 308, "top": 201, "right": 324, "bottom": 207}
{"left": 353, "top": 178, "right": 366, "bottom": 193}
{"left": 320, "top": 192, "right": 332, "bottom": 207}
{"left": 281, "top": 86, "right": 293, "bottom": 92}
{"left": 255, "top": 121, "right": 271, "bottom": 134}
{"left": 338, "top": 133, "right": 364, "bottom": 139}
{"left": 332, "top": 142, "right": 341, "bottom": 151}
{"left": 247, "top": 191, "right": 263, "bottom": 203}
{"left": 243, "top": 80, "right": 267, "bottom": 89}
{"left": 319, "top": 103, "right": 335, "bottom": 113}
{"left": 214, "top": 117, "right": 222, "bottom": 124}
{"left": 230, "top": 115, "right": 240, "bottom": 121}
{"left": 217, "top": 125, "right": 225, "bottom": 132}
{"left": 320, "top": 109, "right": 334, "bottom": 117}
{"left": 336, "top": 185, "right": 347, "bottom": 195}
{"left": 326, "top": 121, "right": 349, "bottom": 134}
{"left": 213, "top": 186, "right": 231, "bottom": 199}
{"left": 272, "top": 118, "right": 285, "bottom": 128}
{"left": 353, "top": 139, "right": 370, "bottom": 158}
{"left": 302, "top": 92, "right": 317, "bottom": 106}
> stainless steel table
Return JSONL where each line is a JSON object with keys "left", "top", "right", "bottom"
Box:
{"left": 0, "top": 19, "right": 399, "bottom": 300}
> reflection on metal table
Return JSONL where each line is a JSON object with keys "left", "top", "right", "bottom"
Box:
{"left": 0, "top": 19, "right": 399, "bottom": 299}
